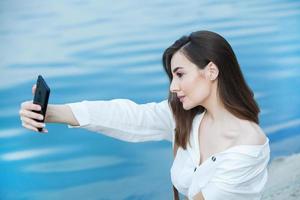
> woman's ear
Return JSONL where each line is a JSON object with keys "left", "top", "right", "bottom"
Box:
{"left": 207, "top": 62, "right": 219, "bottom": 81}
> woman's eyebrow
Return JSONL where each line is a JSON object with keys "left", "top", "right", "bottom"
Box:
{"left": 172, "top": 67, "right": 183, "bottom": 73}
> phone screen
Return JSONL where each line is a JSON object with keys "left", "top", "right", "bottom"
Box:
{"left": 33, "top": 75, "right": 50, "bottom": 132}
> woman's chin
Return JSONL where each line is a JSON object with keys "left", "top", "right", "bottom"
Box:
{"left": 182, "top": 103, "right": 192, "bottom": 110}
{"left": 182, "top": 101, "right": 199, "bottom": 110}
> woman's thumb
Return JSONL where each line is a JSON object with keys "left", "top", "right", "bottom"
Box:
{"left": 32, "top": 84, "right": 37, "bottom": 95}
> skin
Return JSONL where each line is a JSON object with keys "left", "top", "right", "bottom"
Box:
{"left": 19, "top": 84, "right": 79, "bottom": 133}
{"left": 170, "top": 51, "right": 267, "bottom": 200}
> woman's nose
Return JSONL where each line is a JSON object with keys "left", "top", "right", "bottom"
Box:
{"left": 170, "top": 80, "right": 179, "bottom": 93}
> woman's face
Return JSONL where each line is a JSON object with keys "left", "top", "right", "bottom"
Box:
{"left": 170, "top": 51, "right": 212, "bottom": 110}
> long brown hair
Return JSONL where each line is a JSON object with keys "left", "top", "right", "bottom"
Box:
{"left": 162, "top": 30, "right": 260, "bottom": 149}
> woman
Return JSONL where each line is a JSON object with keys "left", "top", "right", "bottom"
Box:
{"left": 19, "top": 30, "right": 270, "bottom": 200}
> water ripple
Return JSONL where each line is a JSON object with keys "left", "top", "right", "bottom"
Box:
{"left": 1, "top": 146, "right": 79, "bottom": 161}
{"left": 23, "top": 155, "right": 124, "bottom": 173}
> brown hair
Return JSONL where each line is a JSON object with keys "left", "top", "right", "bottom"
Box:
{"left": 162, "top": 30, "right": 260, "bottom": 149}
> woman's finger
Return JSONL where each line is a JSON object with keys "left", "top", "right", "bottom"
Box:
{"left": 22, "top": 122, "right": 39, "bottom": 132}
{"left": 41, "top": 128, "right": 48, "bottom": 133}
{"left": 32, "top": 84, "right": 37, "bottom": 95}
{"left": 21, "top": 116, "right": 45, "bottom": 128}
{"left": 20, "top": 101, "right": 41, "bottom": 111}
{"left": 19, "top": 109, "right": 43, "bottom": 121}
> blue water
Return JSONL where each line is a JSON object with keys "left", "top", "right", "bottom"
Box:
{"left": 0, "top": 0, "right": 300, "bottom": 199}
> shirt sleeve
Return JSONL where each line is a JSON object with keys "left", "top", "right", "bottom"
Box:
{"left": 66, "top": 99, "right": 176, "bottom": 142}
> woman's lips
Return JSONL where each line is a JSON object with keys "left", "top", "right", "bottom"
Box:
{"left": 179, "top": 96, "right": 185, "bottom": 102}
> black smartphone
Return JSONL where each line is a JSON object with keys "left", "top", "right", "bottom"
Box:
{"left": 33, "top": 75, "right": 50, "bottom": 132}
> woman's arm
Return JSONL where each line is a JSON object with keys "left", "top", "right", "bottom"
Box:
{"left": 45, "top": 104, "right": 79, "bottom": 126}
{"left": 19, "top": 84, "right": 79, "bottom": 132}
{"left": 20, "top": 85, "right": 175, "bottom": 141}
{"left": 66, "top": 99, "right": 175, "bottom": 142}
{"left": 19, "top": 101, "right": 79, "bottom": 132}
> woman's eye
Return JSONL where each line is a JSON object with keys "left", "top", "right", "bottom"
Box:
{"left": 176, "top": 73, "right": 183, "bottom": 78}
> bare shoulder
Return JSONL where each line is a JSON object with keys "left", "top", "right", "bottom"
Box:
{"left": 220, "top": 116, "right": 267, "bottom": 147}
{"left": 237, "top": 120, "right": 267, "bottom": 145}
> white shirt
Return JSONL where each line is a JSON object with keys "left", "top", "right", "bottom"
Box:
{"left": 67, "top": 99, "right": 270, "bottom": 200}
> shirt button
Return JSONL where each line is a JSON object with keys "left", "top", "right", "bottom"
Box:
{"left": 194, "top": 167, "right": 197, "bottom": 172}
{"left": 211, "top": 156, "right": 216, "bottom": 162}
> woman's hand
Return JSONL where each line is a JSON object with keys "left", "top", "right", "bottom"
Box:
{"left": 19, "top": 84, "right": 48, "bottom": 133}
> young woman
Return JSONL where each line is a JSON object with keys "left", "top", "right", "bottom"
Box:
{"left": 19, "top": 30, "right": 270, "bottom": 200}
